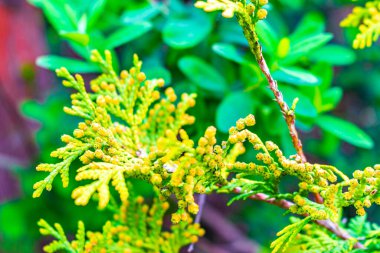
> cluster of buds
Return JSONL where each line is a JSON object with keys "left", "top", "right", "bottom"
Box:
{"left": 195, "top": 0, "right": 241, "bottom": 18}
{"left": 221, "top": 116, "right": 380, "bottom": 223}
{"left": 33, "top": 50, "right": 193, "bottom": 202}
{"left": 255, "top": 0, "right": 268, "bottom": 20}
{"left": 341, "top": 165, "right": 380, "bottom": 216}
{"left": 195, "top": 0, "right": 269, "bottom": 20}
{"left": 290, "top": 195, "right": 328, "bottom": 220}
{"left": 34, "top": 49, "right": 243, "bottom": 229}
{"left": 341, "top": 0, "right": 380, "bottom": 48}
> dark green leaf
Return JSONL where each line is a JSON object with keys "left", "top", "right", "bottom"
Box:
{"left": 216, "top": 91, "right": 255, "bottom": 132}
{"left": 36, "top": 56, "right": 100, "bottom": 73}
{"left": 241, "top": 64, "right": 261, "bottom": 89}
{"left": 105, "top": 22, "right": 153, "bottom": 49}
{"left": 178, "top": 56, "right": 227, "bottom": 94}
{"left": 309, "top": 45, "right": 356, "bottom": 66}
{"left": 317, "top": 116, "right": 374, "bottom": 149}
{"left": 273, "top": 67, "right": 320, "bottom": 86}
{"left": 163, "top": 12, "right": 212, "bottom": 49}
{"left": 212, "top": 43, "right": 248, "bottom": 64}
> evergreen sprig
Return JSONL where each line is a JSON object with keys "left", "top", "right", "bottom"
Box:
{"left": 38, "top": 185, "right": 204, "bottom": 253}
{"left": 33, "top": 1, "right": 380, "bottom": 252}
{"left": 341, "top": 0, "right": 380, "bottom": 49}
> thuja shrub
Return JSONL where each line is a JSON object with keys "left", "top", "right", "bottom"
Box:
{"left": 33, "top": 1, "right": 380, "bottom": 252}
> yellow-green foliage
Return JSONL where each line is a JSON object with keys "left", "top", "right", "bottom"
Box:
{"left": 282, "top": 217, "right": 357, "bottom": 252}
{"left": 341, "top": 0, "right": 380, "bottom": 49}
{"left": 33, "top": 44, "right": 380, "bottom": 253}
{"left": 32, "top": 50, "right": 245, "bottom": 224}
{"left": 34, "top": 1, "right": 380, "bottom": 252}
{"left": 284, "top": 215, "right": 380, "bottom": 252}
{"left": 38, "top": 186, "right": 204, "bottom": 253}
{"left": 224, "top": 130, "right": 380, "bottom": 221}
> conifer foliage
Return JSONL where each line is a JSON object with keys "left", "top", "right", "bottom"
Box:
{"left": 33, "top": 1, "right": 380, "bottom": 252}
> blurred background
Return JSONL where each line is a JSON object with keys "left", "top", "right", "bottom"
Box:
{"left": 0, "top": 0, "right": 379, "bottom": 252}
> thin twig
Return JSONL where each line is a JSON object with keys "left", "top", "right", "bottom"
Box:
{"left": 254, "top": 49, "right": 306, "bottom": 162}
{"left": 233, "top": 189, "right": 365, "bottom": 249}
{"left": 254, "top": 45, "right": 325, "bottom": 202}
{"left": 234, "top": 12, "right": 363, "bottom": 247}
{"left": 236, "top": 13, "right": 306, "bottom": 162}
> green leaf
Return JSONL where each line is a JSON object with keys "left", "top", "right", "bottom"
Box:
{"left": 290, "top": 13, "right": 325, "bottom": 42}
{"left": 87, "top": 0, "right": 107, "bottom": 28}
{"left": 216, "top": 91, "right": 255, "bottom": 132}
{"left": 105, "top": 22, "right": 153, "bottom": 49}
{"left": 218, "top": 19, "right": 248, "bottom": 46}
{"left": 212, "top": 43, "right": 248, "bottom": 64}
{"left": 163, "top": 11, "right": 212, "bottom": 49}
{"left": 273, "top": 67, "right": 320, "bottom": 86}
{"left": 64, "top": 3, "right": 78, "bottom": 27}
{"left": 39, "top": 0, "right": 76, "bottom": 32}
{"left": 320, "top": 87, "right": 343, "bottom": 113}
{"left": 178, "top": 56, "right": 227, "bottom": 94}
{"left": 288, "top": 33, "right": 333, "bottom": 59}
{"left": 241, "top": 64, "right": 261, "bottom": 89}
{"left": 122, "top": 3, "right": 161, "bottom": 23}
{"left": 36, "top": 56, "right": 100, "bottom": 73}
{"left": 279, "top": 85, "right": 317, "bottom": 118}
{"left": 309, "top": 45, "right": 356, "bottom": 66}
{"left": 316, "top": 116, "right": 374, "bottom": 149}
{"left": 77, "top": 14, "right": 87, "bottom": 33}
{"left": 256, "top": 21, "right": 279, "bottom": 54}
{"left": 59, "top": 31, "right": 89, "bottom": 46}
